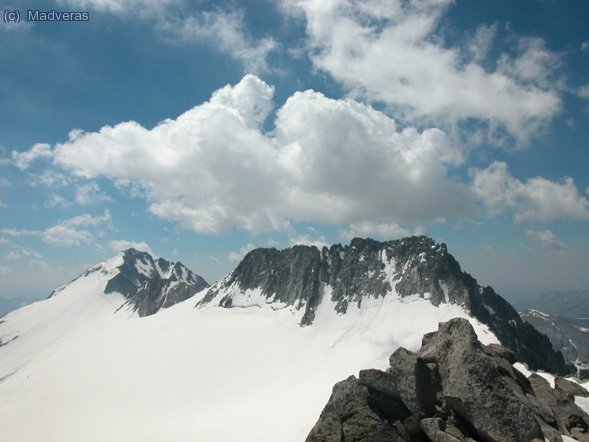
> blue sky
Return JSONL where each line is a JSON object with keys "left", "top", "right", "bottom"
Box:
{"left": 1, "top": 0, "right": 589, "bottom": 301}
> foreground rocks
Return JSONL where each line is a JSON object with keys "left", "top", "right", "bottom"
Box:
{"left": 306, "top": 318, "right": 589, "bottom": 442}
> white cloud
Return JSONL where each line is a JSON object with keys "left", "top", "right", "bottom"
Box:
{"left": 497, "top": 37, "right": 562, "bottom": 90}
{"left": 470, "top": 161, "right": 589, "bottom": 222}
{"left": 5, "top": 246, "right": 42, "bottom": 261}
{"left": 46, "top": 75, "right": 473, "bottom": 234}
{"left": 338, "top": 221, "right": 422, "bottom": 241}
{"left": 227, "top": 243, "right": 256, "bottom": 263}
{"left": 0, "top": 238, "right": 9, "bottom": 244}
{"left": 44, "top": 194, "right": 70, "bottom": 209}
{"left": 283, "top": 0, "right": 562, "bottom": 144}
{"left": 30, "top": 170, "right": 71, "bottom": 187}
{"left": 12, "top": 143, "right": 53, "bottom": 169}
{"left": 0, "top": 200, "right": 7, "bottom": 209}
{"left": 1, "top": 210, "right": 112, "bottom": 246}
{"left": 75, "top": 182, "right": 112, "bottom": 205}
{"left": 166, "top": 9, "right": 278, "bottom": 74}
{"left": 289, "top": 234, "right": 328, "bottom": 249}
{"left": 578, "top": 85, "right": 589, "bottom": 100}
{"left": 582, "top": 41, "right": 589, "bottom": 52}
{"left": 524, "top": 229, "right": 566, "bottom": 254}
{"left": 27, "top": 258, "right": 67, "bottom": 274}
{"left": 0, "top": 266, "right": 10, "bottom": 275}
{"left": 466, "top": 23, "right": 497, "bottom": 63}
{"left": 525, "top": 229, "right": 564, "bottom": 247}
{"left": 108, "top": 240, "right": 153, "bottom": 255}
{"left": 59, "top": 1, "right": 276, "bottom": 74}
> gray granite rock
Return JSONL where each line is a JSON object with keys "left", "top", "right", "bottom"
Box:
{"left": 199, "top": 236, "right": 569, "bottom": 375}
{"left": 306, "top": 318, "right": 589, "bottom": 442}
{"left": 107, "top": 249, "right": 209, "bottom": 317}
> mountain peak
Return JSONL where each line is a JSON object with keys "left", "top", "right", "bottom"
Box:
{"left": 102, "top": 249, "right": 209, "bottom": 316}
{"left": 198, "top": 236, "right": 569, "bottom": 374}
{"left": 46, "top": 248, "right": 209, "bottom": 317}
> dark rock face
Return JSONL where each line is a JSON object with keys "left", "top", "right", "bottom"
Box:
{"left": 104, "top": 249, "right": 209, "bottom": 317}
{"left": 198, "top": 236, "right": 569, "bottom": 374}
{"left": 306, "top": 318, "right": 589, "bottom": 442}
{"left": 521, "top": 309, "right": 589, "bottom": 378}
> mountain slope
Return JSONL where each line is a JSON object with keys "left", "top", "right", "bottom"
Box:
{"left": 0, "top": 295, "right": 40, "bottom": 317}
{"left": 199, "top": 236, "right": 569, "bottom": 374}
{"left": 522, "top": 309, "right": 589, "bottom": 379}
{"left": 0, "top": 238, "right": 571, "bottom": 441}
{"left": 0, "top": 248, "right": 209, "bottom": 378}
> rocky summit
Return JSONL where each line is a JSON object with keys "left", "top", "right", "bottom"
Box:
{"left": 198, "top": 236, "right": 569, "bottom": 374}
{"left": 306, "top": 318, "right": 589, "bottom": 442}
{"left": 51, "top": 248, "right": 209, "bottom": 317}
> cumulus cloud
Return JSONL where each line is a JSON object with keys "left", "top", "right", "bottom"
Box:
{"left": 45, "top": 75, "right": 473, "bottom": 234}
{"left": 470, "top": 161, "right": 589, "bottom": 222}
{"left": 338, "top": 221, "right": 423, "bottom": 241}
{"left": 12, "top": 143, "right": 53, "bottom": 169}
{"left": 108, "top": 240, "right": 153, "bottom": 255}
{"left": 1, "top": 210, "right": 112, "bottom": 246}
{"left": 283, "top": 0, "right": 562, "bottom": 144}
{"left": 227, "top": 243, "right": 256, "bottom": 263}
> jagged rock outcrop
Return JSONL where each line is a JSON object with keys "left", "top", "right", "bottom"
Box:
{"left": 198, "top": 236, "right": 569, "bottom": 374}
{"left": 307, "top": 318, "right": 589, "bottom": 442}
{"left": 96, "top": 249, "right": 208, "bottom": 316}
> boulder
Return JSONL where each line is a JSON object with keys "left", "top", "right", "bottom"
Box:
{"left": 306, "top": 318, "right": 589, "bottom": 442}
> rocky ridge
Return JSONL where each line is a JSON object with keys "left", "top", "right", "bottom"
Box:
{"left": 109, "top": 249, "right": 209, "bottom": 316}
{"left": 198, "top": 236, "right": 569, "bottom": 374}
{"left": 306, "top": 318, "right": 589, "bottom": 442}
{"left": 51, "top": 248, "right": 209, "bottom": 317}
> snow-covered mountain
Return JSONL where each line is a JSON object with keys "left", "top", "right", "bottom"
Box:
{"left": 522, "top": 309, "right": 589, "bottom": 379}
{"left": 0, "top": 238, "right": 571, "bottom": 441}
{"left": 200, "top": 236, "right": 568, "bottom": 373}
{"left": 45, "top": 248, "right": 209, "bottom": 318}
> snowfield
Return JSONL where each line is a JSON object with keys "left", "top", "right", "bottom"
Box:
{"left": 0, "top": 255, "right": 501, "bottom": 442}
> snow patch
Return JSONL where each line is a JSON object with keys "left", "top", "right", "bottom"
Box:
{"left": 438, "top": 280, "right": 448, "bottom": 302}
{"left": 0, "top": 262, "right": 502, "bottom": 442}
